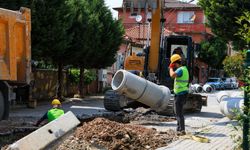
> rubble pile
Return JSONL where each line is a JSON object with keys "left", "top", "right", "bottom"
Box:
{"left": 58, "top": 117, "right": 178, "bottom": 150}
{"left": 122, "top": 107, "right": 176, "bottom": 122}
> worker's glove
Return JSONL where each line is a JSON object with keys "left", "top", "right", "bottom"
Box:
{"left": 169, "top": 63, "right": 175, "bottom": 69}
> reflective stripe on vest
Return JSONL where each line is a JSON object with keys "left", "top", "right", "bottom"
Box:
{"left": 174, "top": 66, "right": 189, "bottom": 94}
{"left": 47, "top": 108, "right": 64, "bottom": 122}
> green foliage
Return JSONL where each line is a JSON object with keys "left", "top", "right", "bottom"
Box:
{"left": 33, "top": 60, "right": 55, "bottom": 69}
{"left": 223, "top": 11, "right": 250, "bottom": 81}
{"left": 230, "top": 108, "right": 250, "bottom": 150}
{"left": 31, "top": 0, "right": 73, "bottom": 64}
{"left": 223, "top": 53, "right": 244, "bottom": 79}
{"left": 1, "top": 0, "right": 124, "bottom": 96}
{"left": 84, "top": 70, "right": 96, "bottom": 85}
{"left": 67, "top": 0, "right": 125, "bottom": 69}
{"left": 198, "top": 0, "right": 250, "bottom": 50}
{"left": 198, "top": 37, "right": 227, "bottom": 69}
{"left": 69, "top": 69, "right": 96, "bottom": 85}
{"left": 230, "top": 87, "right": 250, "bottom": 149}
{"left": 0, "top": 0, "right": 30, "bottom": 10}
{"left": 235, "top": 11, "right": 250, "bottom": 47}
{"left": 68, "top": 69, "right": 80, "bottom": 84}
{"left": 228, "top": 11, "right": 250, "bottom": 149}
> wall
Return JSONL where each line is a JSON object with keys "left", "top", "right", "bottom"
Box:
{"left": 32, "top": 69, "right": 98, "bottom": 101}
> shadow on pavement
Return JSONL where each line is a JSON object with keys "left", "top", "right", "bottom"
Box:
{"left": 186, "top": 111, "right": 224, "bottom": 119}
{"left": 199, "top": 132, "right": 226, "bottom": 137}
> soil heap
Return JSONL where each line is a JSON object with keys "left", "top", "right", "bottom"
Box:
{"left": 58, "top": 117, "right": 177, "bottom": 150}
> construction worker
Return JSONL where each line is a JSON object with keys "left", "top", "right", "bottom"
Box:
{"left": 169, "top": 54, "right": 189, "bottom": 135}
{"left": 35, "top": 99, "right": 64, "bottom": 126}
{"left": 172, "top": 47, "right": 186, "bottom": 65}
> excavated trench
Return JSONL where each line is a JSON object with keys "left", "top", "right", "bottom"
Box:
{"left": 0, "top": 119, "right": 37, "bottom": 149}
{"left": 0, "top": 108, "right": 177, "bottom": 150}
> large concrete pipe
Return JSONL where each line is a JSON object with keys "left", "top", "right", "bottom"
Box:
{"left": 190, "top": 84, "right": 203, "bottom": 93}
{"left": 230, "top": 91, "right": 243, "bottom": 97}
{"left": 219, "top": 97, "right": 244, "bottom": 119}
{"left": 216, "top": 91, "right": 230, "bottom": 103}
{"left": 203, "top": 84, "right": 213, "bottom": 93}
{"left": 111, "top": 70, "right": 171, "bottom": 112}
{"left": 216, "top": 91, "right": 243, "bottom": 103}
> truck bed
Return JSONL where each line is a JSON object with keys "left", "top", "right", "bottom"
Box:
{"left": 0, "top": 7, "right": 31, "bottom": 83}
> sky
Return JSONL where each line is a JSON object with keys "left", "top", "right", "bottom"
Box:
{"left": 104, "top": 0, "right": 199, "bottom": 18}
{"left": 104, "top": 0, "right": 123, "bottom": 18}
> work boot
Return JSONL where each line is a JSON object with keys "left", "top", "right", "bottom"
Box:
{"left": 177, "top": 131, "right": 186, "bottom": 136}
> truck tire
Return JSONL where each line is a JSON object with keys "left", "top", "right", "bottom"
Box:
{"left": 104, "top": 90, "right": 126, "bottom": 111}
{"left": 0, "top": 91, "right": 5, "bottom": 120}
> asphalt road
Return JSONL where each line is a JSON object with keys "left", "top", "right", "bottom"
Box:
{"left": 8, "top": 89, "right": 242, "bottom": 131}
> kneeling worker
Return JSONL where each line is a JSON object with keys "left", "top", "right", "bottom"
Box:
{"left": 169, "top": 54, "right": 189, "bottom": 135}
{"left": 35, "top": 99, "right": 64, "bottom": 126}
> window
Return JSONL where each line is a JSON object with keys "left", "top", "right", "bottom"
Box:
{"left": 177, "top": 11, "right": 195, "bottom": 24}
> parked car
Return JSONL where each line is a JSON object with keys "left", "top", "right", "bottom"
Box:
{"left": 238, "top": 80, "right": 245, "bottom": 87}
{"left": 230, "top": 77, "right": 239, "bottom": 89}
{"left": 222, "top": 77, "right": 239, "bottom": 89}
{"left": 206, "top": 78, "right": 225, "bottom": 90}
{"left": 222, "top": 78, "right": 233, "bottom": 89}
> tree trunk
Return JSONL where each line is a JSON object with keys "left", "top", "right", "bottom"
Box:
{"left": 65, "top": 69, "right": 69, "bottom": 96}
{"left": 79, "top": 66, "right": 85, "bottom": 98}
{"left": 56, "top": 62, "right": 63, "bottom": 99}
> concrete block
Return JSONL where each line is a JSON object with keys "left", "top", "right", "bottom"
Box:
{"left": 8, "top": 111, "right": 80, "bottom": 150}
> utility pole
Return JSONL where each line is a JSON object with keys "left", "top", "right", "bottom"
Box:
{"left": 243, "top": 50, "right": 250, "bottom": 150}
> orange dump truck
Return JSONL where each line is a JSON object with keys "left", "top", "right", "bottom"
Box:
{"left": 0, "top": 7, "right": 31, "bottom": 120}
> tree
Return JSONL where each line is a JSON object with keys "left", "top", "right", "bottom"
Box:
{"left": 223, "top": 11, "right": 250, "bottom": 79}
{"left": 31, "top": 0, "right": 74, "bottom": 98}
{"left": 198, "top": 37, "right": 227, "bottom": 70}
{"left": 0, "top": 0, "right": 30, "bottom": 10}
{"left": 235, "top": 11, "right": 250, "bottom": 47}
{"left": 227, "top": 11, "right": 250, "bottom": 150}
{"left": 68, "top": 0, "right": 124, "bottom": 97}
{"left": 223, "top": 53, "right": 244, "bottom": 79}
{"left": 198, "top": 0, "right": 250, "bottom": 50}
{"left": 85, "top": 0, "right": 125, "bottom": 69}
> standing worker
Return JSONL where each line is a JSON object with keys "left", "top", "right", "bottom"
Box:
{"left": 35, "top": 99, "right": 64, "bottom": 126}
{"left": 169, "top": 54, "right": 189, "bottom": 135}
{"left": 172, "top": 47, "right": 186, "bottom": 65}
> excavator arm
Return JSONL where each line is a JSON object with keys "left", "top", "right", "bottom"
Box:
{"left": 148, "top": 0, "right": 162, "bottom": 73}
{"left": 123, "top": 0, "right": 164, "bottom": 79}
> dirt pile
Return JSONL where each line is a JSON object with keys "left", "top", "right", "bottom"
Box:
{"left": 122, "top": 107, "right": 175, "bottom": 122}
{"left": 58, "top": 117, "right": 178, "bottom": 150}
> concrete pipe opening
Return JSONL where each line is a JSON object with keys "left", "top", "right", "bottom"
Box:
{"left": 192, "top": 84, "right": 203, "bottom": 93}
{"left": 216, "top": 91, "right": 229, "bottom": 103}
{"left": 203, "top": 84, "right": 213, "bottom": 93}
{"left": 220, "top": 97, "right": 244, "bottom": 119}
{"left": 112, "top": 70, "right": 125, "bottom": 91}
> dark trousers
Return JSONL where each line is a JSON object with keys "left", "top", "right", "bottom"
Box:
{"left": 174, "top": 93, "right": 187, "bottom": 131}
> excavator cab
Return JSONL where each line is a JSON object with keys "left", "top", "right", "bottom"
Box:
{"left": 158, "top": 35, "right": 194, "bottom": 90}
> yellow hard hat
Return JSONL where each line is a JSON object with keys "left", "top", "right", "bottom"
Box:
{"left": 170, "top": 54, "right": 181, "bottom": 64}
{"left": 51, "top": 99, "right": 61, "bottom": 105}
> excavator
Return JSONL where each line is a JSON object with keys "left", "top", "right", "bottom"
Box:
{"left": 104, "top": 0, "right": 207, "bottom": 115}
